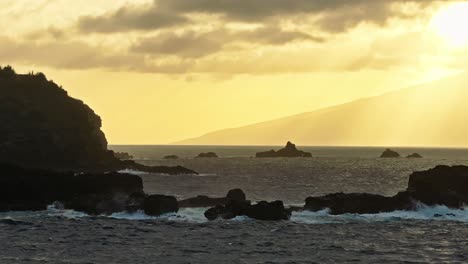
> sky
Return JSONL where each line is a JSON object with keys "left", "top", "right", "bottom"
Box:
{"left": 1, "top": 0, "right": 468, "bottom": 144}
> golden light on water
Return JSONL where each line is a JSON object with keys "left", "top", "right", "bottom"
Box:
{"left": 430, "top": 2, "right": 468, "bottom": 47}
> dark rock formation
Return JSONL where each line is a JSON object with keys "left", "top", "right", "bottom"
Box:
{"left": 380, "top": 148, "right": 400, "bottom": 158}
{"left": 179, "top": 189, "right": 246, "bottom": 208}
{"left": 143, "top": 195, "right": 179, "bottom": 216}
{"left": 204, "top": 200, "right": 290, "bottom": 221}
{"left": 0, "top": 163, "right": 144, "bottom": 215}
{"left": 114, "top": 152, "right": 134, "bottom": 160}
{"left": 201, "top": 189, "right": 290, "bottom": 221}
{"left": 179, "top": 195, "right": 228, "bottom": 208}
{"left": 0, "top": 66, "right": 196, "bottom": 175}
{"left": 226, "top": 189, "right": 246, "bottom": 202}
{"left": 256, "top": 141, "right": 312, "bottom": 158}
{"left": 164, "top": 155, "right": 179, "bottom": 160}
{"left": 406, "top": 165, "right": 468, "bottom": 208}
{"left": 407, "top": 153, "right": 423, "bottom": 158}
{"left": 119, "top": 160, "right": 197, "bottom": 175}
{"left": 304, "top": 192, "right": 413, "bottom": 215}
{"left": 304, "top": 165, "right": 468, "bottom": 215}
{"left": 196, "top": 152, "right": 218, "bottom": 158}
{"left": 243, "top": 201, "right": 291, "bottom": 221}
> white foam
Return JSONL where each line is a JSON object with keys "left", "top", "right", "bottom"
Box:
{"left": 291, "top": 204, "right": 468, "bottom": 224}
{"left": 109, "top": 208, "right": 208, "bottom": 223}
{"left": 117, "top": 169, "right": 149, "bottom": 175}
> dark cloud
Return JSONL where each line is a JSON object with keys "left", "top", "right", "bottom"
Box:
{"left": 78, "top": 5, "right": 188, "bottom": 33}
{"left": 77, "top": 0, "right": 428, "bottom": 33}
{"left": 132, "top": 31, "right": 224, "bottom": 58}
{"left": 131, "top": 26, "right": 323, "bottom": 58}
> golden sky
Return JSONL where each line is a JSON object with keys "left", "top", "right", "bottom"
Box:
{"left": 1, "top": 0, "right": 468, "bottom": 144}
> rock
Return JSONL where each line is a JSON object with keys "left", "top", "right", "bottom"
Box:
{"left": 0, "top": 163, "right": 144, "bottom": 215}
{"left": 179, "top": 189, "right": 246, "bottom": 208}
{"left": 0, "top": 66, "right": 197, "bottom": 175}
{"left": 114, "top": 152, "right": 134, "bottom": 160}
{"left": 407, "top": 153, "right": 423, "bottom": 158}
{"left": 204, "top": 199, "right": 290, "bottom": 221}
{"left": 204, "top": 205, "right": 227, "bottom": 221}
{"left": 179, "top": 195, "right": 227, "bottom": 208}
{"left": 119, "top": 160, "right": 198, "bottom": 175}
{"left": 244, "top": 201, "right": 291, "bottom": 221}
{"left": 380, "top": 148, "right": 401, "bottom": 158}
{"left": 196, "top": 152, "right": 218, "bottom": 158}
{"left": 144, "top": 195, "right": 179, "bottom": 216}
{"left": 304, "top": 192, "right": 413, "bottom": 215}
{"left": 407, "top": 165, "right": 468, "bottom": 208}
{"left": 256, "top": 141, "right": 312, "bottom": 158}
{"left": 164, "top": 155, "right": 179, "bottom": 160}
{"left": 226, "top": 189, "right": 246, "bottom": 202}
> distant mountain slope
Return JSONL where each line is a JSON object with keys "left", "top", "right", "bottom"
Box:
{"left": 177, "top": 73, "right": 468, "bottom": 147}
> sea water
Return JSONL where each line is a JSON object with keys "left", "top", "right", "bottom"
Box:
{"left": 1, "top": 146, "right": 468, "bottom": 263}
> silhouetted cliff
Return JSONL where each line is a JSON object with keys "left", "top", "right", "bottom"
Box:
{"left": 0, "top": 66, "right": 196, "bottom": 174}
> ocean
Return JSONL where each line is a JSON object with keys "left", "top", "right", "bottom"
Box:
{"left": 2, "top": 146, "right": 468, "bottom": 263}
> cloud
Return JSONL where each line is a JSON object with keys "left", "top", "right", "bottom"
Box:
{"left": 131, "top": 31, "right": 225, "bottom": 58}
{"left": 0, "top": 37, "right": 191, "bottom": 73}
{"left": 131, "top": 26, "right": 323, "bottom": 58}
{"left": 78, "top": 4, "right": 188, "bottom": 33}
{"left": 77, "top": 0, "right": 429, "bottom": 34}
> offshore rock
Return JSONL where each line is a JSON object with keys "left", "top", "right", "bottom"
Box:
{"left": 256, "top": 141, "right": 312, "bottom": 158}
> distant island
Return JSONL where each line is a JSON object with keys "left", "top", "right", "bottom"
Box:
{"left": 175, "top": 73, "right": 468, "bottom": 147}
{"left": 256, "top": 141, "right": 312, "bottom": 158}
{"left": 380, "top": 149, "right": 401, "bottom": 158}
{"left": 196, "top": 152, "right": 218, "bottom": 158}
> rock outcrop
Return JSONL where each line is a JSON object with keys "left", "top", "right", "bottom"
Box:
{"left": 304, "top": 165, "right": 468, "bottom": 214}
{"left": 143, "top": 195, "right": 179, "bottom": 216}
{"left": 0, "top": 162, "right": 181, "bottom": 216}
{"left": 0, "top": 163, "right": 144, "bottom": 215}
{"left": 0, "top": 66, "right": 195, "bottom": 175}
{"left": 204, "top": 200, "right": 291, "bottom": 221}
{"left": 406, "top": 165, "right": 468, "bottom": 207}
{"left": 304, "top": 192, "right": 412, "bottom": 215}
{"left": 380, "top": 148, "right": 400, "bottom": 158}
{"left": 179, "top": 189, "right": 246, "bottom": 208}
{"left": 407, "top": 153, "right": 423, "bottom": 158}
{"left": 202, "top": 189, "right": 291, "bottom": 221}
{"left": 196, "top": 152, "right": 218, "bottom": 158}
{"left": 256, "top": 142, "right": 312, "bottom": 158}
{"left": 164, "top": 155, "right": 179, "bottom": 160}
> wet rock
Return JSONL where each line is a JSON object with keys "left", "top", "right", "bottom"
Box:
{"left": 120, "top": 160, "right": 198, "bottom": 175}
{"left": 164, "top": 155, "right": 179, "bottom": 160}
{"left": 144, "top": 195, "right": 179, "bottom": 216}
{"left": 407, "top": 165, "right": 468, "bottom": 208}
{"left": 204, "top": 200, "right": 290, "bottom": 221}
{"left": 304, "top": 192, "right": 413, "bottom": 215}
{"left": 196, "top": 152, "right": 218, "bottom": 158}
{"left": 256, "top": 141, "right": 312, "bottom": 158}
{"left": 0, "top": 163, "right": 144, "bottom": 214}
{"left": 179, "top": 189, "right": 246, "bottom": 208}
{"left": 244, "top": 201, "right": 291, "bottom": 221}
{"left": 179, "top": 195, "right": 227, "bottom": 208}
{"left": 226, "top": 189, "right": 246, "bottom": 202}
{"left": 380, "top": 148, "right": 400, "bottom": 158}
{"left": 407, "top": 153, "right": 423, "bottom": 158}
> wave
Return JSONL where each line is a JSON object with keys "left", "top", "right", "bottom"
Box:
{"left": 291, "top": 204, "right": 468, "bottom": 224}
{"left": 117, "top": 169, "right": 149, "bottom": 175}
{"left": 3, "top": 204, "right": 468, "bottom": 224}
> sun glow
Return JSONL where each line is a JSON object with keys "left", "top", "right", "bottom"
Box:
{"left": 430, "top": 2, "right": 468, "bottom": 47}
